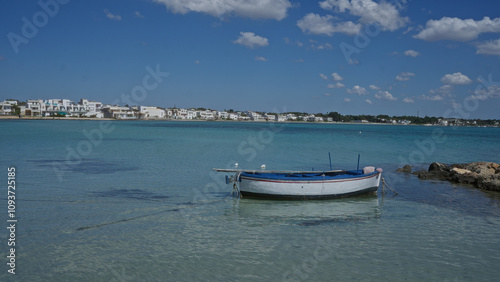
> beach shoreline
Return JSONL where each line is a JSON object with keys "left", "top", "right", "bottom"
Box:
{"left": 1, "top": 115, "right": 499, "bottom": 127}
{"left": 0, "top": 115, "right": 449, "bottom": 126}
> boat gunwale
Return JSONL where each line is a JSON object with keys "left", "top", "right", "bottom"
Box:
{"left": 239, "top": 171, "right": 380, "bottom": 183}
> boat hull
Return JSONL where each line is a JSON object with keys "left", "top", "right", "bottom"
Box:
{"left": 239, "top": 171, "right": 381, "bottom": 199}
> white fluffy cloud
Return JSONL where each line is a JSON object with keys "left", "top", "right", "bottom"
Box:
{"left": 331, "top": 72, "right": 343, "bottom": 81}
{"left": 135, "top": 11, "right": 144, "bottom": 18}
{"left": 470, "top": 85, "right": 500, "bottom": 100}
{"left": 310, "top": 41, "right": 333, "bottom": 50}
{"left": 476, "top": 38, "right": 500, "bottom": 56}
{"left": 319, "top": 73, "right": 328, "bottom": 80}
{"left": 396, "top": 72, "right": 415, "bottom": 81}
{"left": 327, "top": 82, "right": 345, "bottom": 88}
{"left": 402, "top": 97, "right": 414, "bottom": 103}
{"left": 297, "top": 13, "right": 361, "bottom": 36}
{"left": 104, "top": 9, "right": 122, "bottom": 21}
{"left": 369, "top": 84, "right": 380, "bottom": 90}
{"left": 153, "top": 0, "right": 291, "bottom": 20}
{"left": 429, "top": 84, "right": 453, "bottom": 95}
{"left": 365, "top": 99, "right": 373, "bottom": 104}
{"left": 319, "top": 0, "right": 409, "bottom": 31}
{"left": 375, "top": 91, "right": 397, "bottom": 101}
{"left": 404, "top": 50, "right": 419, "bottom": 57}
{"left": 233, "top": 32, "right": 269, "bottom": 48}
{"left": 414, "top": 16, "right": 500, "bottom": 41}
{"left": 346, "top": 85, "right": 367, "bottom": 95}
{"left": 421, "top": 94, "right": 444, "bottom": 101}
{"left": 441, "top": 72, "right": 472, "bottom": 85}
{"left": 255, "top": 56, "right": 267, "bottom": 61}
{"left": 344, "top": 98, "right": 351, "bottom": 102}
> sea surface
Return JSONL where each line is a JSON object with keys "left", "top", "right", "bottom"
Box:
{"left": 1, "top": 120, "right": 500, "bottom": 281}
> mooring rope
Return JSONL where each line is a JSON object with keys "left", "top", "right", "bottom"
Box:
{"left": 382, "top": 177, "right": 398, "bottom": 195}
{"left": 234, "top": 172, "right": 242, "bottom": 198}
{"left": 223, "top": 182, "right": 238, "bottom": 200}
{"left": 77, "top": 174, "right": 242, "bottom": 232}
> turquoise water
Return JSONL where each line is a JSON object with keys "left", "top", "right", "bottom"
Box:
{"left": 1, "top": 120, "right": 500, "bottom": 281}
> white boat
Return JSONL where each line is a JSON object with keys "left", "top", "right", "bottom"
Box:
{"left": 214, "top": 167, "right": 383, "bottom": 199}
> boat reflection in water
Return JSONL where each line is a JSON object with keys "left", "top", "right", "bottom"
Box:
{"left": 235, "top": 195, "right": 381, "bottom": 226}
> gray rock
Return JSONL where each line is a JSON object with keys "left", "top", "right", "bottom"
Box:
{"left": 396, "top": 165, "right": 412, "bottom": 173}
{"left": 418, "top": 161, "right": 500, "bottom": 192}
{"left": 429, "top": 162, "right": 450, "bottom": 172}
{"left": 480, "top": 178, "right": 500, "bottom": 191}
{"left": 449, "top": 168, "right": 478, "bottom": 185}
{"left": 417, "top": 162, "right": 452, "bottom": 181}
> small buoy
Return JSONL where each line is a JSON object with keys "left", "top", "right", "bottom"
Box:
{"left": 235, "top": 163, "right": 239, "bottom": 168}
{"left": 359, "top": 131, "right": 362, "bottom": 134}
{"left": 261, "top": 164, "right": 266, "bottom": 170}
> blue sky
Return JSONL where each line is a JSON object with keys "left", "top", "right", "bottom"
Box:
{"left": 1, "top": 0, "right": 500, "bottom": 118}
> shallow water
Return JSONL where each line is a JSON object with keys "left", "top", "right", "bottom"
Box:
{"left": 1, "top": 120, "right": 500, "bottom": 281}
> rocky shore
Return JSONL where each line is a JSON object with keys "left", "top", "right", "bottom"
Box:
{"left": 397, "top": 162, "right": 500, "bottom": 192}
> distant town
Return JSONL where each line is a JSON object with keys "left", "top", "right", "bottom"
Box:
{"left": 1, "top": 98, "right": 499, "bottom": 127}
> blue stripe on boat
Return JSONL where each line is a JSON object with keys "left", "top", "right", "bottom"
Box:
{"left": 240, "top": 170, "right": 378, "bottom": 181}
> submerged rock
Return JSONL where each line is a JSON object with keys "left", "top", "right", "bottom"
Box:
{"left": 397, "top": 162, "right": 500, "bottom": 192}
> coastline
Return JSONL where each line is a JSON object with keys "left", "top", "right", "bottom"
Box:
{"left": 0, "top": 115, "right": 412, "bottom": 125}
{"left": 0, "top": 115, "right": 115, "bottom": 121}
{"left": 1, "top": 115, "right": 498, "bottom": 127}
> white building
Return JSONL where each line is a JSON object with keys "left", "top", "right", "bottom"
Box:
{"left": 24, "top": 98, "right": 104, "bottom": 117}
{"left": 197, "top": 110, "right": 215, "bottom": 120}
{"left": 43, "top": 99, "right": 83, "bottom": 116}
{"left": 286, "top": 114, "right": 297, "bottom": 121}
{"left": 217, "top": 111, "right": 229, "bottom": 119}
{"left": 176, "top": 108, "right": 188, "bottom": 119}
{"left": 171, "top": 108, "right": 196, "bottom": 119}
{"left": 102, "top": 106, "right": 137, "bottom": 119}
{"left": 0, "top": 100, "right": 18, "bottom": 115}
{"left": 265, "top": 114, "right": 275, "bottom": 121}
{"left": 247, "top": 111, "right": 265, "bottom": 121}
{"left": 80, "top": 99, "right": 103, "bottom": 118}
{"left": 139, "top": 106, "right": 165, "bottom": 119}
{"left": 165, "top": 109, "right": 173, "bottom": 118}
{"left": 306, "top": 115, "right": 316, "bottom": 122}
{"left": 275, "top": 115, "right": 286, "bottom": 122}
{"left": 187, "top": 109, "right": 197, "bottom": 119}
{"left": 439, "top": 119, "right": 449, "bottom": 126}
{"left": 25, "top": 100, "right": 44, "bottom": 116}
{"left": 171, "top": 108, "right": 185, "bottom": 119}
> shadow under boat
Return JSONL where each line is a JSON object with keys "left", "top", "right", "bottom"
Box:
{"left": 235, "top": 195, "right": 382, "bottom": 225}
